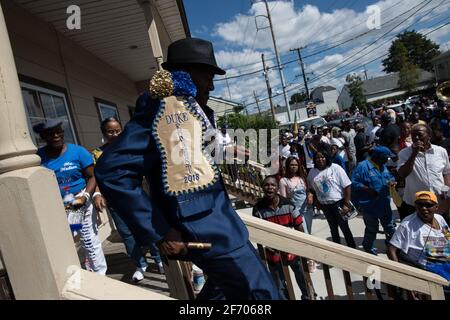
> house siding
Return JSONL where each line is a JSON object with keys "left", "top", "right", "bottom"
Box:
{"left": 3, "top": 2, "right": 139, "bottom": 150}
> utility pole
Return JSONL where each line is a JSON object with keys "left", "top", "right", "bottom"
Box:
{"left": 225, "top": 76, "right": 232, "bottom": 100}
{"left": 262, "top": 0, "right": 292, "bottom": 122}
{"left": 242, "top": 102, "right": 249, "bottom": 115}
{"left": 290, "top": 46, "right": 310, "bottom": 99}
{"left": 261, "top": 53, "right": 276, "bottom": 119}
{"left": 363, "top": 65, "right": 368, "bottom": 80}
{"left": 253, "top": 91, "right": 262, "bottom": 115}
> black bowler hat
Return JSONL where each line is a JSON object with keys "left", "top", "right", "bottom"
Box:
{"left": 162, "top": 38, "right": 226, "bottom": 75}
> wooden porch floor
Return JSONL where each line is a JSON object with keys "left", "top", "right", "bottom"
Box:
{"left": 102, "top": 232, "right": 171, "bottom": 297}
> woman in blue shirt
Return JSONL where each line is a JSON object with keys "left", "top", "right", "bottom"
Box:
{"left": 92, "top": 117, "right": 164, "bottom": 281}
{"left": 33, "top": 119, "right": 107, "bottom": 275}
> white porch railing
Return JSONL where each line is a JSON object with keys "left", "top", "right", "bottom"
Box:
{"left": 240, "top": 213, "right": 448, "bottom": 300}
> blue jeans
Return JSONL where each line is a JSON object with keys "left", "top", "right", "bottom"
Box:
{"left": 361, "top": 206, "right": 396, "bottom": 253}
{"left": 302, "top": 206, "right": 314, "bottom": 235}
{"left": 268, "top": 257, "right": 309, "bottom": 300}
{"left": 109, "top": 206, "right": 161, "bottom": 268}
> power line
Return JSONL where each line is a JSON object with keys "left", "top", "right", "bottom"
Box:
{"left": 219, "top": 0, "right": 406, "bottom": 73}
{"left": 281, "top": 0, "right": 436, "bottom": 68}
{"left": 221, "top": 0, "right": 443, "bottom": 103}
{"left": 312, "top": 0, "right": 443, "bottom": 85}
{"left": 300, "top": 0, "right": 436, "bottom": 87}
{"left": 304, "top": 0, "right": 359, "bottom": 47}
{"left": 243, "top": 18, "right": 450, "bottom": 109}
{"left": 217, "top": 0, "right": 435, "bottom": 80}
{"left": 305, "top": 0, "right": 407, "bottom": 50}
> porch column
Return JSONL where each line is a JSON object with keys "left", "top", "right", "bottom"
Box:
{"left": 0, "top": 3, "right": 80, "bottom": 299}
{"left": 137, "top": 0, "right": 165, "bottom": 70}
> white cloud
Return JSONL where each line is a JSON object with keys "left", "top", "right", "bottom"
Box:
{"left": 214, "top": 0, "right": 434, "bottom": 52}
{"left": 309, "top": 54, "right": 344, "bottom": 74}
{"left": 210, "top": 0, "right": 450, "bottom": 107}
{"left": 419, "top": 22, "right": 450, "bottom": 45}
{"left": 194, "top": 25, "right": 209, "bottom": 35}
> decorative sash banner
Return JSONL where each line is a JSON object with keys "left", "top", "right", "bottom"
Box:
{"left": 152, "top": 96, "right": 218, "bottom": 196}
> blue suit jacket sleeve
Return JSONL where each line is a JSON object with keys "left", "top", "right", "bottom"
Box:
{"left": 94, "top": 93, "right": 170, "bottom": 244}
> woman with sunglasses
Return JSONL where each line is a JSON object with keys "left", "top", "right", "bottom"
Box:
{"left": 92, "top": 117, "right": 163, "bottom": 281}
{"left": 33, "top": 119, "right": 107, "bottom": 274}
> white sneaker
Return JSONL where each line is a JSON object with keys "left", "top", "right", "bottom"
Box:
{"left": 132, "top": 268, "right": 145, "bottom": 282}
{"left": 157, "top": 262, "right": 164, "bottom": 274}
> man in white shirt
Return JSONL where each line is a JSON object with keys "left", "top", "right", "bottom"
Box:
{"left": 279, "top": 135, "right": 291, "bottom": 159}
{"left": 397, "top": 124, "right": 450, "bottom": 218}
{"left": 341, "top": 119, "right": 357, "bottom": 176}
{"left": 216, "top": 124, "right": 232, "bottom": 155}
{"left": 368, "top": 116, "right": 381, "bottom": 144}
{"left": 320, "top": 126, "right": 331, "bottom": 145}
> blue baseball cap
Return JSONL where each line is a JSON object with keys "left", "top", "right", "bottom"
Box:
{"left": 371, "top": 146, "right": 394, "bottom": 159}
{"left": 32, "top": 119, "right": 63, "bottom": 134}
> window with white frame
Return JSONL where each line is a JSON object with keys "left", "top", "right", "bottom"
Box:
{"left": 95, "top": 98, "right": 119, "bottom": 122}
{"left": 21, "top": 83, "right": 77, "bottom": 148}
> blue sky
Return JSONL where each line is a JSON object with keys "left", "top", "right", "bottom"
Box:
{"left": 183, "top": 0, "right": 450, "bottom": 114}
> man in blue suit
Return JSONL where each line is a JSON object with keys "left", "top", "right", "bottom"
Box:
{"left": 95, "top": 38, "right": 279, "bottom": 300}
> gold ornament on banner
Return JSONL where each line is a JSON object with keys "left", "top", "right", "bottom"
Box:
{"left": 149, "top": 70, "right": 174, "bottom": 98}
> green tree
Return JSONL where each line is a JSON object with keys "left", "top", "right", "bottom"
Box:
{"left": 345, "top": 74, "right": 366, "bottom": 109}
{"left": 217, "top": 113, "right": 277, "bottom": 131}
{"left": 217, "top": 113, "right": 277, "bottom": 162}
{"left": 399, "top": 61, "right": 420, "bottom": 93}
{"left": 233, "top": 104, "right": 244, "bottom": 113}
{"left": 382, "top": 30, "right": 440, "bottom": 73}
{"left": 289, "top": 92, "right": 308, "bottom": 105}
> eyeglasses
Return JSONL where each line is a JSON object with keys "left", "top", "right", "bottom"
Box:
{"left": 415, "top": 202, "right": 436, "bottom": 208}
{"left": 105, "top": 130, "right": 122, "bottom": 135}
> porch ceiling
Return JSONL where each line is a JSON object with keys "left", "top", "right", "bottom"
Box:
{"left": 13, "top": 0, "right": 189, "bottom": 82}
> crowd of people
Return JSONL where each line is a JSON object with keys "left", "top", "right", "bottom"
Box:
{"left": 29, "top": 35, "right": 448, "bottom": 299}
{"left": 273, "top": 94, "right": 449, "bottom": 298}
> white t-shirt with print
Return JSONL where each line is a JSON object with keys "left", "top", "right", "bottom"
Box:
{"left": 389, "top": 213, "right": 450, "bottom": 267}
{"left": 307, "top": 163, "right": 351, "bottom": 204}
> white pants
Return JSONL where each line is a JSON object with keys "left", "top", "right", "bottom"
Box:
{"left": 76, "top": 196, "right": 107, "bottom": 275}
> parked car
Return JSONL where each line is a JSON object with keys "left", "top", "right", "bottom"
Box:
{"left": 279, "top": 116, "right": 327, "bottom": 132}
{"left": 386, "top": 103, "right": 406, "bottom": 120}
{"left": 405, "top": 95, "right": 421, "bottom": 104}
{"left": 326, "top": 115, "right": 373, "bottom": 139}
